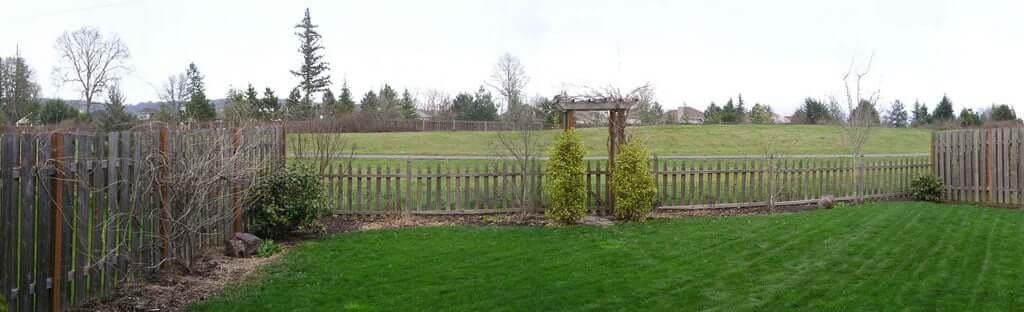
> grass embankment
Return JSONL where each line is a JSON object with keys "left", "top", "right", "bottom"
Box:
{"left": 194, "top": 202, "right": 1024, "bottom": 311}
{"left": 290, "top": 124, "right": 932, "bottom": 156}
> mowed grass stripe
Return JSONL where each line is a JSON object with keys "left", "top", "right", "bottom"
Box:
{"left": 193, "top": 202, "right": 1024, "bottom": 311}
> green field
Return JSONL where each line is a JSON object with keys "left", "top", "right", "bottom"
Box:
{"left": 290, "top": 124, "right": 933, "bottom": 156}
{"left": 194, "top": 202, "right": 1024, "bottom": 311}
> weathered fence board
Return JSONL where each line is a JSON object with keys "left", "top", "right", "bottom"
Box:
{"left": 0, "top": 126, "right": 283, "bottom": 312}
{"left": 933, "top": 127, "right": 1024, "bottom": 206}
{"left": 320, "top": 155, "right": 930, "bottom": 215}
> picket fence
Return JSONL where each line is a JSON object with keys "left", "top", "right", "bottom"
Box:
{"left": 318, "top": 154, "right": 931, "bottom": 215}
{"left": 0, "top": 126, "right": 283, "bottom": 312}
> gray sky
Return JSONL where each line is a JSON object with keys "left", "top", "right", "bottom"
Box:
{"left": 2, "top": 0, "right": 1022, "bottom": 114}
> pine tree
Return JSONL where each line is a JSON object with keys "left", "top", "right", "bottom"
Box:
{"left": 184, "top": 63, "right": 215, "bottom": 121}
{"left": 256, "top": 88, "right": 280, "bottom": 120}
{"left": 321, "top": 89, "right": 337, "bottom": 116}
{"left": 359, "top": 90, "right": 379, "bottom": 115}
{"left": 400, "top": 89, "right": 417, "bottom": 119}
{"left": 703, "top": 102, "right": 722, "bottom": 124}
{"left": 911, "top": 101, "right": 930, "bottom": 127}
{"left": 932, "top": 95, "right": 955, "bottom": 122}
{"left": 98, "top": 84, "right": 135, "bottom": 131}
{"left": 884, "top": 100, "right": 909, "bottom": 128}
{"left": 736, "top": 94, "right": 747, "bottom": 123}
{"left": 291, "top": 8, "right": 331, "bottom": 99}
{"left": 337, "top": 83, "right": 355, "bottom": 114}
{"left": 721, "top": 99, "right": 737, "bottom": 123}
{"left": 285, "top": 87, "right": 314, "bottom": 119}
{"left": 989, "top": 104, "right": 1016, "bottom": 122}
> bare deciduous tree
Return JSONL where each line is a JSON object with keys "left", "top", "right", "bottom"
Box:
{"left": 837, "top": 55, "right": 881, "bottom": 202}
{"left": 160, "top": 73, "right": 188, "bottom": 119}
{"left": 493, "top": 105, "right": 545, "bottom": 216}
{"left": 53, "top": 27, "right": 130, "bottom": 116}
{"left": 420, "top": 89, "right": 453, "bottom": 119}
{"left": 487, "top": 53, "right": 528, "bottom": 114}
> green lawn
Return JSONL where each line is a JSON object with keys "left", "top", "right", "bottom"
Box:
{"left": 291, "top": 124, "right": 932, "bottom": 156}
{"left": 195, "top": 202, "right": 1024, "bottom": 311}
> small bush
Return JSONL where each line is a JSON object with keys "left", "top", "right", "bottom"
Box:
{"left": 0, "top": 293, "right": 6, "bottom": 312}
{"left": 249, "top": 164, "right": 326, "bottom": 239}
{"left": 612, "top": 141, "right": 657, "bottom": 221}
{"left": 911, "top": 175, "right": 942, "bottom": 202}
{"left": 258, "top": 239, "right": 283, "bottom": 258}
{"left": 544, "top": 129, "right": 587, "bottom": 224}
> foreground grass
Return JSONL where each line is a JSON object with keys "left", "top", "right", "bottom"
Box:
{"left": 194, "top": 202, "right": 1024, "bottom": 311}
{"left": 291, "top": 124, "right": 932, "bottom": 156}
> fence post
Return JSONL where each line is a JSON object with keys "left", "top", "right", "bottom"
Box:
{"left": 405, "top": 159, "right": 412, "bottom": 217}
{"left": 856, "top": 154, "right": 866, "bottom": 203}
{"left": 157, "top": 127, "right": 171, "bottom": 260}
{"left": 49, "top": 133, "right": 64, "bottom": 312}
{"left": 231, "top": 128, "right": 242, "bottom": 233}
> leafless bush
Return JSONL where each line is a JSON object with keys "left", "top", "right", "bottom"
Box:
{"left": 493, "top": 106, "right": 545, "bottom": 215}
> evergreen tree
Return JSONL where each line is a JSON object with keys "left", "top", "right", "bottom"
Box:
{"left": 850, "top": 99, "right": 881, "bottom": 125}
{"left": 721, "top": 98, "right": 737, "bottom": 123}
{"left": 703, "top": 102, "right": 722, "bottom": 124}
{"left": 989, "top": 104, "right": 1016, "bottom": 122}
{"left": 285, "top": 87, "right": 314, "bottom": 119}
{"left": 932, "top": 95, "right": 955, "bottom": 122}
{"left": 337, "top": 83, "right": 355, "bottom": 114}
{"left": 223, "top": 87, "right": 254, "bottom": 121}
{"left": 749, "top": 103, "right": 773, "bottom": 124}
{"left": 321, "top": 89, "right": 337, "bottom": 116}
{"left": 256, "top": 88, "right": 280, "bottom": 120}
{"left": 400, "top": 89, "right": 418, "bottom": 119}
{"left": 97, "top": 84, "right": 135, "bottom": 131}
{"left": 0, "top": 54, "right": 41, "bottom": 122}
{"left": 911, "top": 101, "right": 930, "bottom": 127}
{"left": 291, "top": 8, "right": 331, "bottom": 99}
{"left": 471, "top": 86, "right": 498, "bottom": 121}
{"left": 184, "top": 63, "right": 215, "bottom": 121}
{"left": 883, "top": 100, "right": 909, "bottom": 128}
{"left": 736, "top": 94, "right": 747, "bottom": 123}
{"left": 793, "top": 98, "right": 833, "bottom": 124}
{"left": 36, "top": 99, "right": 79, "bottom": 124}
{"left": 959, "top": 108, "right": 982, "bottom": 127}
{"left": 359, "top": 90, "right": 379, "bottom": 115}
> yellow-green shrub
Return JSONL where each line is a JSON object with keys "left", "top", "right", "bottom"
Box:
{"left": 613, "top": 141, "right": 657, "bottom": 221}
{"left": 544, "top": 129, "right": 587, "bottom": 224}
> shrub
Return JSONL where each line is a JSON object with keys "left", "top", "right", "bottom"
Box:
{"left": 0, "top": 293, "right": 6, "bottom": 312}
{"left": 249, "top": 164, "right": 326, "bottom": 239}
{"left": 910, "top": 175, "right": 942, "bottom": 202}
{"left": 544, "top": 129, "right": 587, "bottom": 224}
{"left": 258, "top": 239, "right": 283, "bottom": 258}
{"left": 612, "top": 141, "right": 657, "bottom": 221}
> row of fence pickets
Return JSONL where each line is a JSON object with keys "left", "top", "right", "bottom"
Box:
{"left": 933, "top": 127, "right": 1024, "bottom": 205}
{"left": 316, "top": 156, "right": 932, "bottom": 214}
{"left": 0, "top": 126, "right": 284, "bottom": 312}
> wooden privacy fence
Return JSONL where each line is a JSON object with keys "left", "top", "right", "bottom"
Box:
{"left": 318, "top": 154, "right": 931, "bottom": 215}
{"left": 0, "top": 125, "right": 283, "bottom": 312}
{"left": 933, "top": 127, "right": 1024, "bottom": 205}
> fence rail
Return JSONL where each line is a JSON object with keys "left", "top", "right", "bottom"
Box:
{"left": 318, "top": 155, "right": 931, "bottom": 215}
{"left": 0, "top": 126, "right": 283, "bottom": 312}
{"left": 933, "top": 127, "right": 1024, "bottom": 206}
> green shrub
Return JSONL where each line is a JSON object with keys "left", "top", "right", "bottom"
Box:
{"left": 612, "top": 141, "right": 657, "bottom": 221}
{"left": 910, "top": 175, "right": 942, "bottom": 202}
{"left": 249, "top": 164, "right": 326, "bottom": 239}
{"left": 0, "top": 293, "right": 6, "bottom": 312}
{"left": 544, "top": 129, "right": 587, "bottom": 224}
{"left": 258, "top": 239, "right": 283, "bottom": 258}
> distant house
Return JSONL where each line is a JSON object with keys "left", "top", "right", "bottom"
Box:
{"left": 136, "top": 108, "right": 160, "bottom": 121}
{"left": 772, "top": 113, "right": 791, "bottom": 124}
{"left": 666, "top": 106, "right": 704, "bottom": 124}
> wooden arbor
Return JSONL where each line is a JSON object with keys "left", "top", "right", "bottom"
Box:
{"left": 556, "top": 97, "right": 637, "bottom": 213}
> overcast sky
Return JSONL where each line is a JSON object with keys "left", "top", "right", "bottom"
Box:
{"left": 2, "top": 0, "right": 1022, "bottom": 114}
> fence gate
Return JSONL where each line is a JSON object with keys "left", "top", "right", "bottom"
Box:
{"left": 932, "top": 127, "right": 1024, "bottom": 206}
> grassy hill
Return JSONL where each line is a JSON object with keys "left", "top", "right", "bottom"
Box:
{"left": 296, "top": 124, "right": 932, "bottom": 156}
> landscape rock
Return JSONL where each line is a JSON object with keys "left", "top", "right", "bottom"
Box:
{"left": 224, "top": 239, "right": 245, "bottom": 258}
{"left": 818, "top": 195, "right": 835, "bottom": 209}
{"left": 234, "top": 233, "right": 262, "bottom": 256}
{"left": 579, "top": 216, "right": 615, "bottom": 227}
